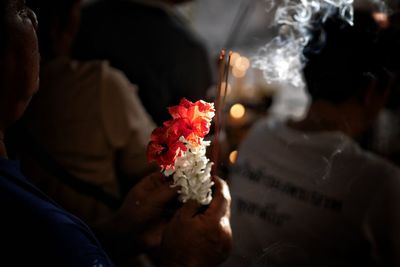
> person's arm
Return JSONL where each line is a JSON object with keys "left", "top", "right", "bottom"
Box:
{"left": 160, "top": 177, "right": 232, "bottom": 267}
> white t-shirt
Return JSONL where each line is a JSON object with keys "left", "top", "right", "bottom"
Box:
{"left": 225, "top": 119, "right": 400, "bottom": 267}
{"left": 22, "top": 58, "right": 155, "bottom": 222}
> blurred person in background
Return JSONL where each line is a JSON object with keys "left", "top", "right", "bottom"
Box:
{"left": 224, "top": 9, "right": 400, "bottom": 267}
{"left": 12, "top": 0, "right": 156, "bottom": 226}
{"left": 73, "top": 0, "right": 213, "bottom": 125}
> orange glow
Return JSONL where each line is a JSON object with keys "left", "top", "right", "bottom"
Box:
{"left": 230, "top": 52, "right": 241, "bottom": 67}
{"left": 229, "top": 150, "right": 238, "bottom": 164}
{"left": 234, "top": 56, "right": 250, "bottom": 71}
{"left": 373, "top": 12, "right": 389, "bottom": 28}
{"left": 232, "top": 67, "right": 246, "bottom": 78}
{"left": 230, "top": 103, "right": 246, "bottom": 119}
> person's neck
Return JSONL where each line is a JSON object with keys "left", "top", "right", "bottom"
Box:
{"left": 0, "top": 130, "right": 7, "bottom": 159}
{"left": 288, "top": 100, "right": 367, "bottom": 139}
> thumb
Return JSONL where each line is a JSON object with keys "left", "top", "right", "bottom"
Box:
{"left": 205, "top": 176, "right": 231, "bottom": 219}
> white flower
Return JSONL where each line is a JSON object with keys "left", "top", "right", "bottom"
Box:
{"left": 163, "top": 137, "right": 214, "bottom": 205}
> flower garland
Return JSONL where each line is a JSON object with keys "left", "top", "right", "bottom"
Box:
{"left": 147, "top": 98, "right": 215, "bottom": 205}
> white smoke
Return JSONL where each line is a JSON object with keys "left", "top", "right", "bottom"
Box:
{"left": 254, "top": 0, "right": 392, "bottom": 88}
{"left": 253, "top": 0, "right": 355, "bottom": 88}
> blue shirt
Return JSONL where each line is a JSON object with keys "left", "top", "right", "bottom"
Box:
{"left": 0, "top": 157, "right": 115, "bottom": 267}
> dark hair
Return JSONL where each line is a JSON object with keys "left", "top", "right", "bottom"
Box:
{"left": 26, "top": 0, "right": 78, "bottom": 58}
{"left": 303, "top": 10, "right": 397, "bottom": 103}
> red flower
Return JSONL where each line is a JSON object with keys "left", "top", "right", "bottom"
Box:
{"left": 147, "top": 98, "right": 215, "bottom": 170}
{"left": 168, "top": 98, "right": 215, "bottom": 138}
{"left": 147, "top": 126, "right": 187, "bottom": 170}
{"left": 164, "top": 118, "right": 202, "bottom": 146}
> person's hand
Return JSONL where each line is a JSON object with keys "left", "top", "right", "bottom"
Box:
{"left": 95, "top": 172, "right": 179, "bottom": 258}
{"left": 160, "top": 176, "right": 232, "bottom": 267}
{"left": 120, "top": 172, "right": 180, "bottom": 247}
{"left": 121, "top": 172, "right": 176, "bottom": 220}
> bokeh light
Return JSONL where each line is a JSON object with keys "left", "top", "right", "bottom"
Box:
{"left": 229, "top": 150, "right": 238, "bottom": 164}
{"left": 230, "top": 103, "right": 246, "bottom": 119}
{"left": 234, "top": 56, "right": 250, "bottom": 71}
{"left": 232, "top": 67, "right": 246, "bottom": 78}
{"left": 230, "top": 52, "right": 241, "bottom": 67}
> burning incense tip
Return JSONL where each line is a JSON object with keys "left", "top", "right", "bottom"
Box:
{"left": 220, "top": 49, "right": 226, "bottom": 60}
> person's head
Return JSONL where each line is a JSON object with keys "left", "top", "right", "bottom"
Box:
{"left": 303, "top": 10, "right": 397, "bottom": 120}
{"left": 26, "top": 0, "right": 81, "bottom": 59}
{"left": 0, "top": 0, "right": 39, "bottom": 131}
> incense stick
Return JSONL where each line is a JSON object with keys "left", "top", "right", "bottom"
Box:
{"left": 222, "top": 51, "right": 232, "bottom": 106}
{"left": 212, "top": 49, "right": 231, "bottom": 176}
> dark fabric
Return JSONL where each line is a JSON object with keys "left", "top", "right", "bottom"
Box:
{"left": 73, "top": 0, "right": 213, "bottom": 125}
{"left": 0, "top": 157, "right": 115, "bottom": 267}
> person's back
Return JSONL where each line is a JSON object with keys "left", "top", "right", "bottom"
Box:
{"left": 226, "top": 119, "right": 400, "bottom": 266}
{"left": 73, "top": 0, "right": 213, "bottom": 125}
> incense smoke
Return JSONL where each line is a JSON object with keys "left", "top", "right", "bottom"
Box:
{"left": 253, "top": 0, "right": 355, "bottom": 87}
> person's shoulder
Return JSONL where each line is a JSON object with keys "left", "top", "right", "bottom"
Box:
{"left": 360, "top": 148, "right": 400, "bottom": 180}
{"left": 344, "top": 145, "right": 400, "bottom": 202}
{"left": 237, "top": 117, "right": 278, "bottom": 155}
{"left": 120, "top": 4, "right": 204, "bottom": 49}
{"left": 163, "top": 14, "right": 206, "bottom": 50}
{"left": 244, "top": 118, "right": 283, "bottom": 142}
{"left": 96, "top": 61, "right": 137, "bottom": 91}
{"left": 58, "top": 60, "right": 110, "bottom": 89}
{"left": 69, "top": 60, "right": 128, "bottom": 87}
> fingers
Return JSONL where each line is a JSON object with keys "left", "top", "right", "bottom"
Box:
{"left": 138, "top": 172, "right": 179, "bottom": 216}
{"left": 140, "top": 172, "right": 166, "bottom": 191}
{"left": 174, "top": 177, "right": 231, "bottom": 220}
{"left": 151, "top": 180, "right": 179, "bottom": 206}
{"left": 135, "top": 172, "right": 175, "bottom": 197}
{"left": 205, "top": 176, "right": 231, "bottom": 219}
{"left": 126, "top": 172, "right": 178, "bottom": 213}
{"left": 177, "top": 200, "right": 202, "bottom": 219}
